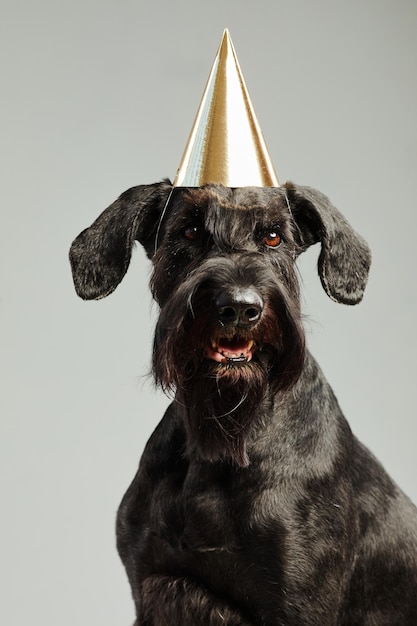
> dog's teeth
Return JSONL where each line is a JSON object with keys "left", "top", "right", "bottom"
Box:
{"left": 207, "top": 338, "right": 254, "bottom": 363}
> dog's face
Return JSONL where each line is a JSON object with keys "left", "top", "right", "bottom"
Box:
{"left": 151, "top": 186, "right": 304, "bottom": 383}
{"left": 70, "top": 181, "right": 371, "bottom": 465}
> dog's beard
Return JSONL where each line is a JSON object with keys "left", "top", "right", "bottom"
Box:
{"left": 152, "top": 281, "right": 305, "bottom": 466}
{"left": 178, "top": 358, "right": 269, "bottom": 467}
{"left": 153, "top": 324, "right": 303, "bottom": 467}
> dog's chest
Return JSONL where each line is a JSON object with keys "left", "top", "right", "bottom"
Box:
{"left": 142, "top": 461, "right": 288, "bottom": 621}
{"left": 157, "top": 464, "right": 239, "bottom": 553}
{"left": 182, "top": 480, "right": 239, "bottom": 552}
{"left": 149, "top": 460, "right": 282, "bottom": 557}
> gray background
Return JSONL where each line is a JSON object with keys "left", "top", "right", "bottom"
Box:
{"left": 1, "top": 1, "right": 416, "bottom": 624}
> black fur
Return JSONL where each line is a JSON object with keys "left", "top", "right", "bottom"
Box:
{"left": 70, "top": 182, "right": 417, "bottom": 625}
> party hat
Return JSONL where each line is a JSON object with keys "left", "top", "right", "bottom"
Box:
{"left": 173, "top": 29, "right": 279, "bottom": 188}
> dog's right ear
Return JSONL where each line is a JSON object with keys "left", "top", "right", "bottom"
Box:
{"left": 69, "top": 181, "right": 171, "bottom": 300}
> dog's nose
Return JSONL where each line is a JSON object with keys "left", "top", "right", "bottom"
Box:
{"left": 215, "top": 289, "right": 263, "bottom": 327}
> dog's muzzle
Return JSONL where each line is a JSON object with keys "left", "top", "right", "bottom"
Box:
{"left": 206, "top": 288, "right": 263, "bottom": 363}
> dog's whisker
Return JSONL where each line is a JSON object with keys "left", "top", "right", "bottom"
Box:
{"left": 205, "top": 393, "right": 248, "bottom": 421}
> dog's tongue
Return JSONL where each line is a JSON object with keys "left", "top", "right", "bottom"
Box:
{"left": 206, "top": 339, "right": 254, "bottom": 363}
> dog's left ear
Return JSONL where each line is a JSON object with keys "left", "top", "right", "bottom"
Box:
{"left": 285, "top": 183, "right": 371, "bottom": 305}
{"left": 69, "top": 181, "right": 171, "bottom": 300}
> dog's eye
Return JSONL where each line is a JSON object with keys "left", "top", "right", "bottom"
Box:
{"left": 183, "top": 225, "right": 202, "bottom": 242}
{"left": 264, "top": 231, "right": 281, "bottom": 248}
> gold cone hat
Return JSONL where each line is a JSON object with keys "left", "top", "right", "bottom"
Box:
{"left": 173, "top": 29, "right": 279, "bottom": 188}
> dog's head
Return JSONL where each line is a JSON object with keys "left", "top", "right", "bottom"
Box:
{"left": 70, "top": 181, "right": 371, "bottom": 464}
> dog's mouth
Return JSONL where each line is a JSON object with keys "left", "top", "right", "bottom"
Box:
{"left": 205, "top": 337, "right": 255, "bottom": 363}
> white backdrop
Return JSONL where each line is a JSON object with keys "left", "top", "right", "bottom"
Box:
{"left": 1, "top": 1, "right": 416, "bottom": 624}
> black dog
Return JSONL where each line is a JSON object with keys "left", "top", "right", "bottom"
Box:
{"left": 70, "top": 181, "right": 417, "bottom": 625}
